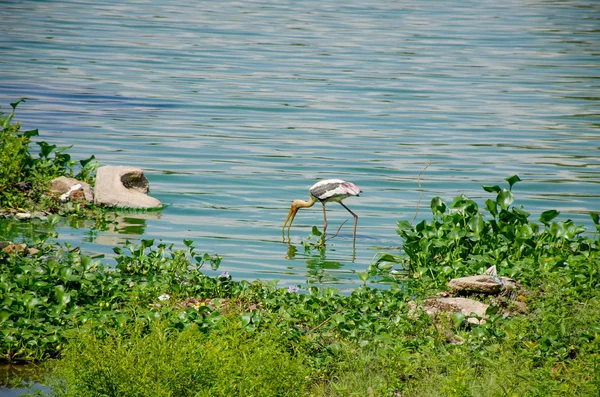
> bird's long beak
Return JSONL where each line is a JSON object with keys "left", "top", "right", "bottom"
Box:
{"left": 282, "top": 205, "right": 298, "bottom": 233}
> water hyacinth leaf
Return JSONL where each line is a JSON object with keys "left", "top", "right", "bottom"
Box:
{"left": 376, "top": 261, "right": 394, "bottom": 271}
{"left": 550, "top": 222, "right": 567, "bottom": 239}
{"left": 496, "top": 189, "right": 514, "bottom": 210}
{"left": 482, "top": 185, "right": 501, "bottom": 193}
{"left": 430, "top": 197, "right": 447, "bottom": 214}
{"left": 79, "top": 154, "right": 96, "bottom": 167}
{"left": 59, "top": 267, "right": 72, "bottom": 280}
{"left": 24, "top": 129, "right": 39, "bottom": 138}
{"left": 517, "top": 224, "right": 534, "bottom": 239}
{"left": 240, "top": 313, "right": 252, "bottom": 327}
{"left": 485, "top": 199, "right": 498, "bottom": 217}
{"left": 141, "top": 239, "right": 154, "bottom": 249}
{"left": 468, "top": 213, "right": 485, "bottom": 235}
{"left": 451, "top": 312, "right": 466, "bottom": 328}
{"left": 37, "top": 141, "right": 57, "bottom": 159}
{"left": 485, "top": 305, "right": 500, "bottom": 316}
{"left": 397, "top": 220, "right": 413, "bottom": 231}
{"left": 372, "top": 252, "right": 402, "bottom": 267}
{"left": 358, "top": 272, "right": 370, "bottom": 283}
{"left": 540, "top": 210, "right": 560, "bottom": 226}
{"left": 566, "top": 221, "right": 585, "bottom": 238}
{"left": 505, "top": 175, "right": 522, "bottom": 191}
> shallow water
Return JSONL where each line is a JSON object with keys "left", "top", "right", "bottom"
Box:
{"left": 1, "top": 0, "right": 599, "bottom": 290}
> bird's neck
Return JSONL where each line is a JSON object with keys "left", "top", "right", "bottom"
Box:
{"left": 294, "top": 197, "right": 316, "bottom": 209}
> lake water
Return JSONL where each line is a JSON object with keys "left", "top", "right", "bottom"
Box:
{"left": 1, "top": 0, "right": 599, "bottom": 294}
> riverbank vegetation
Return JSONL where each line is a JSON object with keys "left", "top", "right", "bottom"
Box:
{"left": 0, "top": 99, "right": 98, "bottom": 217}
{"left": 1, "top": 103, "right": 599, "bottom": 395}
{"left": 1, "top": 187, "right": 596, "bottom": 396}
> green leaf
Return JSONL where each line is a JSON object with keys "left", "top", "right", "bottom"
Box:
{"left": 485, "top": 199, "right": 498, "bottom": 217}
{"left": 79, "top": 154, "right": 96, "bottom": 167}
{"left": 311, "top": 226, "right": 322, "bottom": 236}
{"left": 496, "top": 189, "right": 514, "bottom": 210}
{"left": 396, "top": 220, "right": 413, "bottom": 231}
{"left": 590, "top": 212, "right": 599, "bottom": 225}
{"left": 485, "top": 305, "right": 500, "bottom": 316}
{"left": 0, "top": 310, "right": 10, "bottom": 322}
{"left": 24, "top": 129, "right": 39, "bottom": 138}
{"left": 468, "top": 213, "right": 485, "bottom": 235}
{"left": 482, "top": 185, "right": 501, "bottom": 193}
{"left": 430, "top": 197, "right": 447, "bottom": 215}
{"left": 37, "top": 141, "right": 57, "bottom": 159}
{"left": 358, "top": 272, "right": 370, "bottom": 283}
{"left": 550, "top": 222, "right": 567, "bottom": 239}
{"left": 505, "top": 175, "right": 522, "bottom": 191}
{"left": 451, "top": 312, "right": 465, "bottom": 328}
{"left": 539, "top": 210, "right": 560, "bottom": 226}
{"left": 10, "top": 98, "right": 28, "bottom": 110}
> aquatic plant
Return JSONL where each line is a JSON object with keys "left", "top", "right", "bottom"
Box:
{"left": 368, "top": 176, "right": 599, "bottom": 294}
{"left": 0, "top": 99, "right": 98, "bottom": 213}
{"left": 0, "top": 238, "right": 222, "bottom": 362}
{"left": 3, "top": 177, "right": 599, "bottom": 395}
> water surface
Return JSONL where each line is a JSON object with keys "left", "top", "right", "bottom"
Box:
{"left": 1, "top": 0, "right": 598, "bottom": 291}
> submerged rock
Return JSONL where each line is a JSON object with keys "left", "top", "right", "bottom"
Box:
{"left": 94, "top": 166, "right": 162, "bottom": 209}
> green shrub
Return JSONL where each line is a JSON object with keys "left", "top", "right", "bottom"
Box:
{"left": 45, "top": 319, "right": 310, "bottom": 397}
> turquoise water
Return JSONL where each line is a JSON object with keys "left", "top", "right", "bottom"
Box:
{"left": 1, "top": 0, "right": 599, "bottom": 292}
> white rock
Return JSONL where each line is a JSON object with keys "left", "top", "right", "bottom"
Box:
{"left": 94, "top": 166, "right": 162, "bottom": 209}
{"left": 15, "top": 212, "right": 32, "bottom": 220}
{"left": 50, "top": 176, "right": 94, "bottom": 202}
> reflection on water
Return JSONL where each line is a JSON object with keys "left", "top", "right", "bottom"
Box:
{"left": 0, "top": 363, "right": 46, "bottom": 396}
{"left": 0, "top": 0, "right": 598, "bottom": 290}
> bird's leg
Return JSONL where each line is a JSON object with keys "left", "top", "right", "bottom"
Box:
{"left": 321, "top": 203, "right": 328, "bottom": 234}
{"left": 339, "top": 202, "right": 358, "bottom": 240}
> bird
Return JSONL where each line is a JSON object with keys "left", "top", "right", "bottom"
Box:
{"left": 282, "top": 179, "right": 361, "bottom": 239}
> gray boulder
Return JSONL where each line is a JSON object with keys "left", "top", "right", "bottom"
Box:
{"left": 94, "top": 166, "right": 162, "bottom": 209}
{"left": 448, "top": 275, "right": 503, "bottom": 294}
{"left": 413, "top": 297, "right": 489, "bottom": 325}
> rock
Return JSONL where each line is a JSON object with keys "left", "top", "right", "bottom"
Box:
{"left": 411, "top": 297, "right": 490, "bottom": 325}
{"left": 50, "top": 176, "right": 94, "bottom": 202}
{"left": 94, "top": 166, "right": 162, "bottom": 209}
{"left": 33, "top": 212, "right": 48, "bottom": 221}
{"left": 2, "top": 243, "right": 27, "bottom": 254}
{"left": 15, "top": 212, "right": 32, "bottom": 220}
{"left": 448, "top": 275, "right": 502, "bottom": 294}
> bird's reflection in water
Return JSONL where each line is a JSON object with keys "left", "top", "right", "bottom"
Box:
{"left": 305, "top": 258, "right": 343, "bottom": 284}
{"left": 284, "top": 240, "right": 351, "bottom": 285}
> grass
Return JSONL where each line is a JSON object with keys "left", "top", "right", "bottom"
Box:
{"left": 46, "top": 319, "right": 310, "bottom": 397}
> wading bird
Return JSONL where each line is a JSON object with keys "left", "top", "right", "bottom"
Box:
{"left": 282, "top": 179, "right": 361, "bottom": 239}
